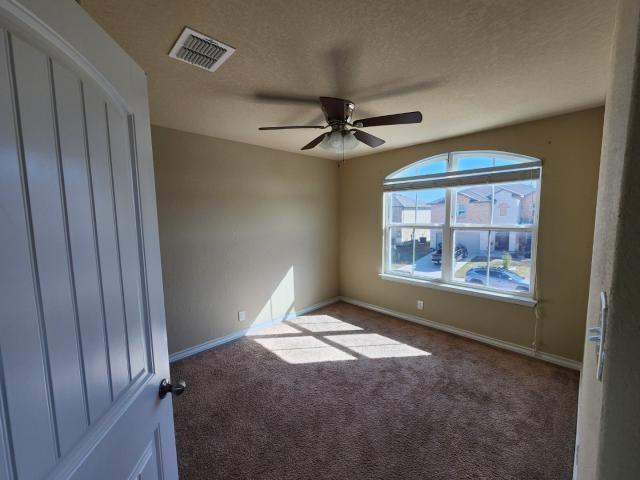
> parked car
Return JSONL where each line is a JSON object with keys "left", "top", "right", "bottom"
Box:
{"left": 464, "top": 267, "right": 529, "bottom": 292}
{"left": 431, "top": 244, "right": 468, "bottom": 265}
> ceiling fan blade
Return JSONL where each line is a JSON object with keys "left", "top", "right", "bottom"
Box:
{"left": 352, "top": 129, "right": 385, "bottom": 148}
{"left": 301, "top": 133, "right": 328, "bottom": 150}
{"left": 354, "top": 111, "right": 422, "bottom": 128}
{"left": 259, "top": 125, "right": 326, "bottom": 130}
{"left": 320, "top": 97, "right": 351, "bottom": 122}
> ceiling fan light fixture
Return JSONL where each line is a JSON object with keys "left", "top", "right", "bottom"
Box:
{"left": 320, "top": 130, "right": 358, "bottom": 152}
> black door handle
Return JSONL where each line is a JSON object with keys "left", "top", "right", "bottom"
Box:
{"left": 159, "top": 378, "right": 186, "bottom": 399}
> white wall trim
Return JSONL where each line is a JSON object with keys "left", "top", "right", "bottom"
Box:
{"left": 339, "top": 296, "right": 582, "bottom": 371}
{"left": 170, "top": 294, "right": 581, "bottom": 371}
{"left": 169, "top": 297, "right": 340, "bottom": 362}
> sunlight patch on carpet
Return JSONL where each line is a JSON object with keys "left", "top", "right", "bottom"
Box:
{"left": 289, "top": 315, "right": 363, "bottom": 333}
{"left": 324, "top": 333, "right": 432, "bottom": 359}
{"left": 253, "top": 336, "right": 356, "bottom": 364}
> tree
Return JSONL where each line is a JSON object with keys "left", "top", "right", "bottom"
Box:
{"left": 502, "top": 251, "right": 512, "bottom": 269}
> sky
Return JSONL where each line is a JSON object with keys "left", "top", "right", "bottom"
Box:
{"left": 389, "top": 154, "right": 538, "bottom": 204}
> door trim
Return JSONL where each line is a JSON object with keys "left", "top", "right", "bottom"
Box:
{"left": 0, "top": 0, "right": 128, "bottom": 113}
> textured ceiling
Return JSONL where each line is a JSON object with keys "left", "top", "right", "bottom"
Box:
{"left": 81, "top": 0, "right": 616, "bottom": 159}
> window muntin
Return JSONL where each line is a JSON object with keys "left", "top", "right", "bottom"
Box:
{"left": 383, "top": 151, "right": 540, "bottom": 298}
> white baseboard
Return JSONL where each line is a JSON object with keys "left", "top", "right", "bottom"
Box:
{"left": 169, "top": 294, "right": 582, "bottom": 371}
{"left": 169, "top": 296, "right": 340, "bottom": 362}
{"left": 339, "top": 296, "right": 582, "bottom": 371}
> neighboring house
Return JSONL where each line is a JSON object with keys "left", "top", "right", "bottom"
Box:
{"left": 429, "top": 184, "right": 536, "bottom": 225}
{"left": 394, "top": 185, "right": 536, "bottom": 258}
{"left": 390, "top": 194, "right": 442, "bottom": 267}
{"left": 391, "top": 193, "right": 432, "bottom": 225}
{"left": 391, "top": 193, "right": 432, "bottom": 243}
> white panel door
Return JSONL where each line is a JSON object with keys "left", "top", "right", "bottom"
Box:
{"left": 0, "top": 1, "right": 179, "bottom": 479}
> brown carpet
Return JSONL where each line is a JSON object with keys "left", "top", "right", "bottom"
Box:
{"left": 170, "top": 302, "right": 579, "bottom": 480}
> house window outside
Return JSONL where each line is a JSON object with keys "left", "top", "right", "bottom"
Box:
{"left": 457, "top": 203, "right": 467, "bottom": 218}
{"left": 383, "top": 151, "right": 541, "bottom": 297}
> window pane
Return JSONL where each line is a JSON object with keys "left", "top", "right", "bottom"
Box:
{"left": 453, "top": 180, "right": 539, "bottom": 226}
{"left": 494, "top": 156, "right": 522, "bottom": 167}
{"left": 488, "top": 231, "right": 532, "bottom": 293}
{"left": 454, "top": 153, "right": 494, "bottom": 171}
{"left": 389, "top": 227, "right": 413, "bottom": 274}
{"left": 416, "top": 188, "right": 445, "bottom": 224}
{"left": 452, "top": 152, "right": 534, "bottom": 171}
{"left": 388, "top": 189, "right": 446, "bottom": 225}
{"left": 492, "top": 181, "right": 538, "bottom": 225}
{"left": 452, "top": 230, "right": 489, "bottom": 285}
{"left": 388, "top": 191, "right": 416, "bottom": 224}
{"left": 414, "top": 228, "right": 443, "bottom": 280}
{"left": 453, "top": 185, "right": 492, "bottom": 224}
{"left": 388, "top": 155, "right": 447, "bottom": 178}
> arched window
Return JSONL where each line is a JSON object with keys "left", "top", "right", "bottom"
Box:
{"left": 382, "top": 151, "right": 541, "bottom": 302}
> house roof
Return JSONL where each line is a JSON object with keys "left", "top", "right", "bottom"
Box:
{"left": 426, "top": 184, "right": 536, "bottom": 205}
{"left": 392, "top": 194, "right": 430, "bottom": 209}
{"left": 464, "top": 184, "right": 536, "bottom": 202}
{"left": 498, "top": 184, "right": 537, "bottom": 197}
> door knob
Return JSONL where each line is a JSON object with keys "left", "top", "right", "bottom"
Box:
{"left": 159, "top": 379, "right": 186, "bottom": 399}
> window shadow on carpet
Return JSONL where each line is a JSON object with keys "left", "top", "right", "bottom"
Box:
{"left": 247, "top": 314, "right": 432, "bottom": 364}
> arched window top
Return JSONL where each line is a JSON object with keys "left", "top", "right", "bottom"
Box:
{"left": 387, "top": 153, "right": 448, "bottom": 179}
{"left": 386, "top": 151, "right": 540, "bottom": 180}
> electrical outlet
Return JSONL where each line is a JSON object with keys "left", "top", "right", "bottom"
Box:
{"left": 417, "top": 300, "right": 424, "bottom": 310}
{"left": 238, "top": 310, "right": 246, "bottom": 322}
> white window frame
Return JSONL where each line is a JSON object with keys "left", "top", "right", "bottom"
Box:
{"left": 381, "top": 151, "right": 542, "bottom": 306}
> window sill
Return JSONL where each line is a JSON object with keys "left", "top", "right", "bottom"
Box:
{"left": 378, "top": 273, "right": 538, "bottom": 308}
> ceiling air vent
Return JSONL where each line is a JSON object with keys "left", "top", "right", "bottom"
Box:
{"left": 168, "top": 27, "right": 235, "bottom": 72}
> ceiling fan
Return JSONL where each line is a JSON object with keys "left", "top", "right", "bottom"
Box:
{"left": 258, "top": 97, "right": 422, "bottom": 151}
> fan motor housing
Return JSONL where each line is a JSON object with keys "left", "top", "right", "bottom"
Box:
{"left": 320, "top": 97, "right": 355, "bottom": 125}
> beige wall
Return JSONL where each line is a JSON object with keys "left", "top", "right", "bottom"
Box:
{"left": 153, "top": 108, "right": 602, "bottom": 361}
{"left": 152, "top": 126, "right": 339, "bottom": 354}
{"left": 339, "top": 108, "right": 604, "bottom": 361}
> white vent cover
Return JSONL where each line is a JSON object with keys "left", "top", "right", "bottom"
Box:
{"left": 169, "top": 27, "right": 235, "bottom": 72}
